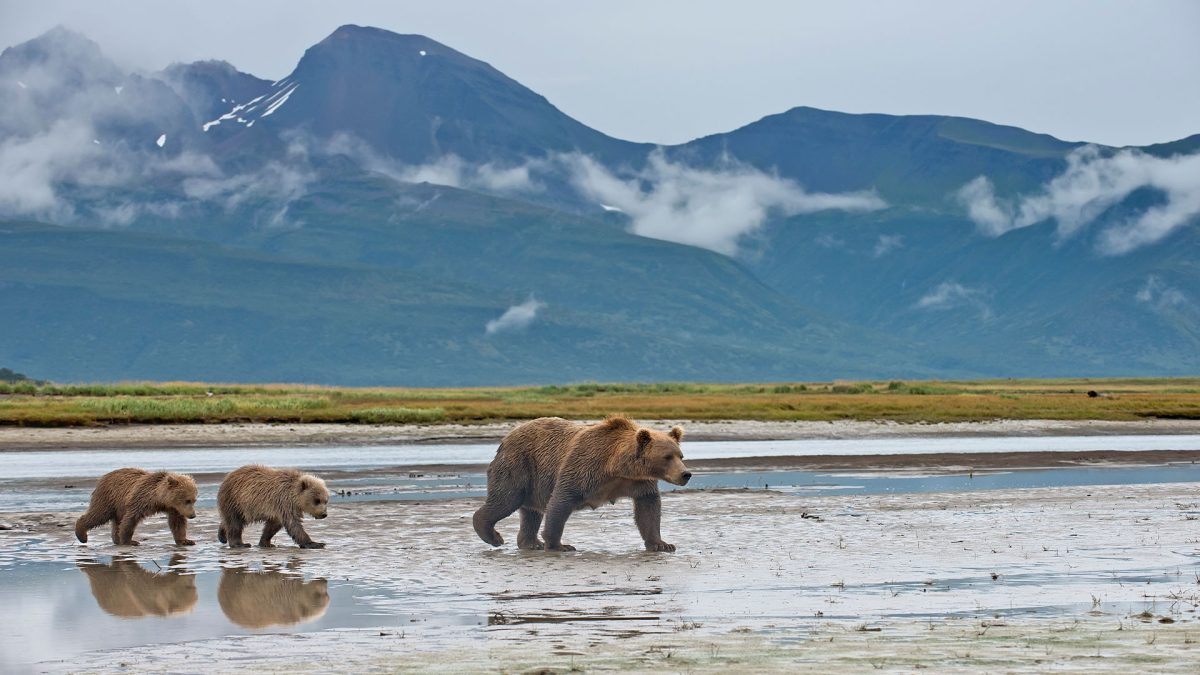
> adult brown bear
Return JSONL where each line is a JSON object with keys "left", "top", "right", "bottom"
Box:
{"left": 472, "top": 416, "right": 691, "bottom": 552}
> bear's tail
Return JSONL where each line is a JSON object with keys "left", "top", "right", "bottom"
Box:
{"left": 217, "top": 526, "right": 227, "bottom": 544}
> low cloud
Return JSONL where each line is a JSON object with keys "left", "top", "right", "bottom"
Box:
{"left": 324, "top": 133, "right": 541, "bottom": 195}
{"left": 182, "top": 158, "right": 314, "bottom": 227}
{"left": 957, "top": 146, "right": 1200, "bottom": 255}
{"left": 485, "top": 296, "right": 546, "bottom": 335}
{"left": 1136, "top": 275, "right": 1187, "bottom": 310}
{"left": 872, "top": 234, "right": 903, "bottom": 257}
{"left": 563, "top": 151, "right": 886, "bottom": 256}
{"left": 915, "top": 281, "right": 992, "bottom": 320}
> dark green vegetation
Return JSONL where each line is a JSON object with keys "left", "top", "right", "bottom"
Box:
{"left": 2, "top": 378, "right": 1198, "bottom": 426}
{"left": 0, "top": 26, "right": 1197, "bottom": 386}
{"left": 0, "top": 368, "right": 40, "bottom": 384}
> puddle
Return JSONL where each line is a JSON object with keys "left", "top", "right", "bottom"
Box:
{"left": 0, "top": 553, "right": 479, "bottom": 671}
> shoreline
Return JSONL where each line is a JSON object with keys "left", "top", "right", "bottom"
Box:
{"left": 3, "top": 417, "right": 1200, "bottom": 452}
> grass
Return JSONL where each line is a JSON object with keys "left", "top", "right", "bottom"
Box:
{"left": 1, "top": 378, "right": 1199, "bottom": 427}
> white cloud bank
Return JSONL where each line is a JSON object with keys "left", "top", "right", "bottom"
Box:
{"left": 485, "top": 296, "right": 546, "bottom": 335}
{"left": 957, "top": 146, "right": 1200, "bottom": 255}
{"left": 563, "top": 151, "right": 885, "bottom": 256}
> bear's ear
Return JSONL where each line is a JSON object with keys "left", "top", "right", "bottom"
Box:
{"left": 636, "top": 429, "right": 652, "bottom": 455}
{"left": 166, "top": 474, "right": 180, "bottom": 488}
{"left": 669, "top": 426, "right": 684, "bottom": 442}
{"left": 298, "top": 477, "right": 311, "bottom": 492}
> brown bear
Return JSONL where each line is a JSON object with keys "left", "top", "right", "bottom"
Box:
{"left": 217, "top": 465, "right": 330, "bottom": 549}
{"left": 78, "top": 555, "right": 197, "bottom": 618}
{"left": 473, "top": 416, "right": 691, "bottom": 552}
{"left": 75, "top": 468, "right": 198, "bottom": 546}
{"left": 218, "top": 567, "right": 330, "bottom": 628}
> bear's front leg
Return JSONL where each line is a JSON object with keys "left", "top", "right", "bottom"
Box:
{"left": 284, "top": 514, "right": 325, "bottom": 549}
{"left": 541, "top": 488, "right": 582, "bottom": 552}
{"left": 634, "top": 492, "right": 675, "bottom": 553}
{"left": 168, "top": 512, "right": 196, "bottom": 546}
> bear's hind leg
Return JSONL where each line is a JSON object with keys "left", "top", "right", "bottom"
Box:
{"left": 222, "top": 513, "right": 250, "bottom": 548}
{"left": 116, "top": 512, "right": 144, "bottom": 546}
{"left": 110, "top": 519, "right": 121, "bottom": 545}
{"left": 74, "top": 507, "right": 111, "bottom": 544}
{"left": 473, "top": 490, "right": 523, "bottom": 547}
{"left": 259, "top": 520, "right": 282, "bottom": 547}
{"left": 516, "top": 508, "right": 545, "bottom": 550}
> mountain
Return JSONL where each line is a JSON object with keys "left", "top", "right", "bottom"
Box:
{"left": 159, "top": 60, "right": 272, "bottom": 123}
{"left": 199, "top": 25, "right": 644, "bottom": 166}
{"left": 672, "top": 106, "right": 1082, "bottom": 204}
{"left": 0, "top": 219, "right": 927, "bottom": 384}
{"left": 0, "top": 25, "right": 1196, "bottom": 385}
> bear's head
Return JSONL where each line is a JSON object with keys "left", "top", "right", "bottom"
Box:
{"left": 633, "top": 426, "right": 692, "bottom": 486}
{"left": 162, "top": 472, "right": 198, "bottom": 519}
{"left": 295, "top": 474, "right": 330, "bottom": 519}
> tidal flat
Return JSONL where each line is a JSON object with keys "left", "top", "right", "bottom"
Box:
{"left": 3, "top": 478, "right": 1200, "bottom": 672}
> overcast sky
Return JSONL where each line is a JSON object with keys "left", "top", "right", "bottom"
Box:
{"left": 2, "top": 0, "right": 1197, "bottom": 147}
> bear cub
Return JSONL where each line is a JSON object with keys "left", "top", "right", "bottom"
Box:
{"left": 75, "top": 468, "right": 198, "bottom": 546}
{"left": 217, "top": 465, "right": 330, "bottom": 549}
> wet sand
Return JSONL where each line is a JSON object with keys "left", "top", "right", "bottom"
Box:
{"left": 5, "top": 417, "right": 1200, "bottom": 451}
{"left": 3, "top": 482, "right": 1200, "bottom": 672}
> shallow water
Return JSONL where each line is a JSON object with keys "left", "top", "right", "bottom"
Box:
{"left": 6, "top": 462, "right": 1200, "bottom": 513}
{"left": 4, "top": 433, "right": 1200, "bottom": 479}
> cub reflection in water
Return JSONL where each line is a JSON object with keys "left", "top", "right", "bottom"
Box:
{"left": 218, "top": 564, "right": 330, "bottom": 629}
{"left": 77, "top": 555, "right": 197, "bottom": 618}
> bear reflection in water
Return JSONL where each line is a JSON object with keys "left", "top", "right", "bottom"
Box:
{"left": 77, "top": 555, "right": 197, "bottom": 618}
{"left": 218, "top": 565, "right": 330, "bottom": 629}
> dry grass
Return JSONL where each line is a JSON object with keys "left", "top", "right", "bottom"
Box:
{"left": 1, "top": 378, "right": 1198, "bottom": 427}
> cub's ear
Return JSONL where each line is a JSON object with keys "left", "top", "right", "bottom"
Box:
{"left": 298, "top": 477, "right": 311, "bottom": 492}
{"left": 636, "top": 429, "right": 652, "bottom": 455}
{"left": 669, "top": 426, "right": 684, "bottom": 442}
{"left": 166, "top": 474, "right": 181, "bottom": 488}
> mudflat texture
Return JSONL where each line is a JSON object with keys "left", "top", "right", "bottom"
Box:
{"left": 3, "top": 481, "right": 1200, "bottom": 672}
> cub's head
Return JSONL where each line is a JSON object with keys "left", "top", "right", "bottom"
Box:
{"left": 296, "top": 474, "right": 330, "bottom": 519}
{"left": 634, "top": 426, "right": 692, "bottom": 486}
{"left": 163, "top": 473, "right": 198, "bottom": 519}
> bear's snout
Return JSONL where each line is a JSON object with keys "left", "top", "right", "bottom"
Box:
{"left": 680, "top": 471, "right": 692, "bottom": 485}
{"left": 315, "top": 513, "right": 327, "bottom": 519}
{"left": 188, "top": 513, "right": 196, "bottom": 519}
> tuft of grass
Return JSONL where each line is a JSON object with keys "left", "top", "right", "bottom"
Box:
{"left": 348, "top": 407, "right": 447, "bottom": 424}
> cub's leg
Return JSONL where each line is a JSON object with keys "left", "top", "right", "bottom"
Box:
{"left": 259, "top": 520, "right": 283, "bottom": 547}
{"left": 168, "top": 511, "right": 196, "bottom": 546}
{"left": 222, "top": 512, "right": 250, "bottom": 548}
{"left": 74, "top": 506, "right": 112, "bottom": 544}
{"left": 116, "top": 510, "right": 145, "bottom": 546}
{"left": 516, "top": 508, "right": 545, "bottom": 550}
{"left": 283, "top": 514, "right": 324, "bottom": 549}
